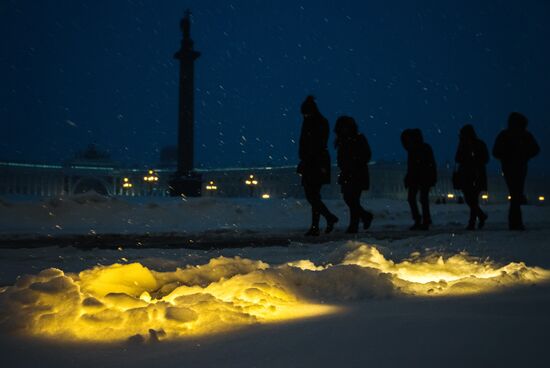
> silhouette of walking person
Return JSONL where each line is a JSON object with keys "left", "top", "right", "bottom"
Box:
{"left": 297, "top": 96, "right": 338, "bottom": 236}
{"left": 401, "top": 129, "right": 437, "bottom": 230}
{"left": 334, "top": 116, "right": 374, "bottom": 233}
{"left": 454, "top": 124, "right": 489, "bottom": 230}
{"left": 493, "top": 112, "right": 540, "bottom": 230}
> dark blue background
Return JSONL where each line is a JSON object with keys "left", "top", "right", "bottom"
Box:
{"left": 1, "top": 0, "right": 548, "bottom": 171}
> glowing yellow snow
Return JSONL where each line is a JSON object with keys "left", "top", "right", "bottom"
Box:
{"left": 341, "top": 245, "right": 550, "bottom": 295}
{"left": 0, "top": 257, "right": 337, "bottom": 342}
{"left": 0, "top": 243, "right": 549, "bottom": 342}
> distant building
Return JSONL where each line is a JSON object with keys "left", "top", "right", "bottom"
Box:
{"left": 0, "top": 157, "right": 546, "bottom": 204}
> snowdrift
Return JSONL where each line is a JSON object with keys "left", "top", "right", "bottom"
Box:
{"left": 1, "top": 242, "right": 548, "bottom": 343}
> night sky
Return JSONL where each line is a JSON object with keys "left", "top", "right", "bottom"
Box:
{"left": 1, "top": 0, "right": 549, "bottom": 171}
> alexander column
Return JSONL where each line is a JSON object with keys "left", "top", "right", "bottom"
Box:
{"left": 170, "top": 10, "right": 202, "bottom": 197}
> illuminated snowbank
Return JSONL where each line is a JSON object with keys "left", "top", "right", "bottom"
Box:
{"left": 0, "top": 257, "right": 339, "bottom": 342}
{"left": 1, "top": 243, "right": 549, "bottom": 342}
{"left": 341, "top": 244, "right": 550, "bottom": 295}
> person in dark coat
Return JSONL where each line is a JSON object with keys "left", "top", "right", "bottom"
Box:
{"left": 297, "top": 96, "right": 338, "bottom": 236}
{"left": 334, "top": 116, "right": 373, "bottom": 233}
{"left": 493, "top": 112, "right": 540, "bottom": 230}
{"left": 401, "top": 128, "right": 437, "bottom": 230}
{"left": 455, "top": 124, "right": 489, "bottom": 230}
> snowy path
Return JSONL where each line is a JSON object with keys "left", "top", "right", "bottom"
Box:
{"left": 1, "top": 228, "right": 549, "bottom": 285}
{"left": 0, "top": 226, "right": 510, "bottom": 249}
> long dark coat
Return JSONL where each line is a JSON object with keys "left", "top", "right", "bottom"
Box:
{"left": 493, "top": 128, "right": 540, "bottom": 174}
{"left": 337, "top": 133, "right": 371, "bottom": 191}
{"left": 405, "top": 143, "right": 437, "bottom": 188}
{"left": 298, "top": 113, "right": 331, "bottom": 186}
{"left": 455, "top": 138, "right": 489, "bottom": 192}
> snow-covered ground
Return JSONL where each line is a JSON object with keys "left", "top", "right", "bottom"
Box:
{"left": 0, "top": 194, "right": 549, "bottom": 367}
{"left": 0, "top": 192, "right": 548, "bottom": 236}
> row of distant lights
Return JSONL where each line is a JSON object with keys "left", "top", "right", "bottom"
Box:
{"left": 122, "top": 170, "right": 159, "bottom": 189}
{"left": 120, "top": 172, "right": 272, "bottom": 198}
{"left": 121, "top": 175, "right": 544, "bottom": 203}
{"left": 446, "top": 193, "right": 545, "bottom": 202}
{"left": 207, "top": 174, "right": 271, "bottom": 199}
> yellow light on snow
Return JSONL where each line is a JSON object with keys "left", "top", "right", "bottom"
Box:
{"left": 341, "top": 245, "right": 550, "bottom": 296}
{"left": 4, "top": 245, "right": 550, "bottom": 343}
{"left": 0, "top": 260, "right": 338, "bottom": 342}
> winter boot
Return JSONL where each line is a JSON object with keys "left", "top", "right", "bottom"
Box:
{"left": 478, "top": 212, "right": 488, "bottom": 230}
{"left": 325, "top": 215, "right": 339, "bottom": 234}
{"left": 305, "top": 226, "right": 320, "bottom": 236}
{"left": 362, "top": 211, "right": 374, "bottom": 230}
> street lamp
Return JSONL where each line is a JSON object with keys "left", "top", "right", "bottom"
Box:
{"left": 122, "top": 177, "right": 133, "bottom": 195}
{"left": 143, "top": 169, "right": 159, "bottom": 195}
{"left": 245, "top": 174, "right": 258, "bottom": 197}
{"left": 205, "top": 181, "right": 218, "bottom": 195}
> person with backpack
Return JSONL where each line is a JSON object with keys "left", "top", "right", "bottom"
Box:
{"left": 493, "top": 112, "right": 540, "bottom": 230}
{"left": 334, "top": 116, "right": 373, "bottom": 233}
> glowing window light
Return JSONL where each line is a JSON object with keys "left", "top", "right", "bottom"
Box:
{"left": 261, "top": 193, "right": 271, "bottom": 199}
